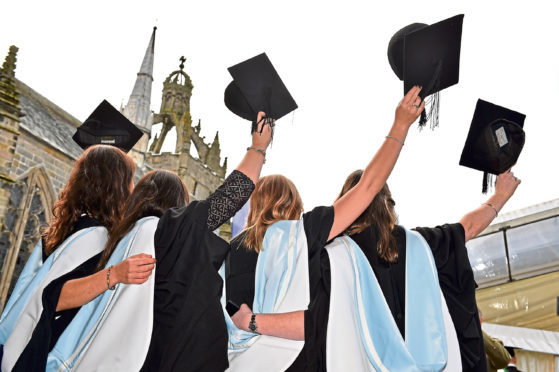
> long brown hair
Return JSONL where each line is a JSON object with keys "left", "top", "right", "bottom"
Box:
{"left": 42, "top": 145, "right": 136, "bottom": 256}
{"left": 243, "top": 175, "right": 303, "bottom": 253}
{"left": 96, "top": 170, "right": 189, "bottom": 270}
{"left": 336, "top": 170, "right": 399, "bottom": 263}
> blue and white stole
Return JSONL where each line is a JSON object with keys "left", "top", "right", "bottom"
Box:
{"left": 46, "top": 216, "right": 158, "bottom": 372}
{"left": 325, "top": 229, "right": 461, "bottom": 372}
{"left": 0, "top": 227, "right": 108, "bottom": 372}
{"left": 222, "top": 220, "right": 310, "bottom": 372}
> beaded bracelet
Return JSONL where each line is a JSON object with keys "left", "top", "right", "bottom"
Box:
{"left": 106, "top": 266, "right": 116, "bottom": 290}
{"left": 247, "top": 147, "right": 266, "bottom": 163}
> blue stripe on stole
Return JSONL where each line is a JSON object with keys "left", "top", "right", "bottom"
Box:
{"left": 404, "top": 230, "right": 447, "bottom": 370}
{"left": 342, "top": 229, "right": 447, "bottom": 372}
{"left": 0, "top": 228, "right": 99, "bottom": 345}
{"left": 224, "top": 220, "right": 301, "bottom": 349}
{"left": 46, "top": 217, "right": 157, "bottom": 371}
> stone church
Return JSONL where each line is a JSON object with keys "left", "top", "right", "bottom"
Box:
{"left": 0, "top": 28, "right": 228, "bottom": 309}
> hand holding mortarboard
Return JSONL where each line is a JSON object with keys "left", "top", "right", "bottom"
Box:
{"left": 252, "top": 111, "right": 274, "bottom": 151}
{"left": 387, "top": 14, "right": 464, "bottom": 129}
{"left": 224, "top": 53, "right": 297, "bottom": 133}
{"left": 495, "top": 169, "right": 522, "bottom": 202}
{"left": 394, "top": 86, "right": 425, "bottom": 128}
{"left": 459, "top": 99, "right": 526, "bottom": 193}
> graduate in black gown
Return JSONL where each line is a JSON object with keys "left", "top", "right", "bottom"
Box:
{"left": 14, "top": 111, "right": 273, "bottom": 371}
{"left": 1, "top": 101, "right": 155, "bottom": 370}
{"left": 333, "top": 169, "right": 521, "bottom": 371}
{"left": 226, "top": 87, "right": 425, "bottom": 371}
{"left": 0, "top": 144, "right": 140, "bottom": 371}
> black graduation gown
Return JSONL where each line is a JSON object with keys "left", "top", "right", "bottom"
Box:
{"left": 226, "top": 206, "right": 335, "bottom": 372}
{"left": 351, "top": 224, "right": 488, "bottom": 372}
{"left": 12, "top": 216, "right": 103, "bottom": 371}
{"left": 140, "top": 201, "right": 231, "bottom": 372}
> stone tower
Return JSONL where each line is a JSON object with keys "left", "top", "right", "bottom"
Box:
{"left": 146, "top": 58, "right": 227, "bottom": 201}
{"left": 121, "top": 27, "right": 156, "bottom": 167}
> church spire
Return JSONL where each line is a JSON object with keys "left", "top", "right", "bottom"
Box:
{"left": 122, "top": 26, "right": 156, "bottom": 134}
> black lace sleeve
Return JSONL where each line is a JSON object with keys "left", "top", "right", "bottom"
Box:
{"left": 206, "top": 170, "right": 255, "bottom": 231}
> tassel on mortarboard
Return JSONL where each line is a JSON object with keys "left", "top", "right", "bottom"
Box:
{"left": 482, "top": 172, "right": 496, "bottom": 194}
{"left": 418, "top": 92, "right": 440, "bottom": 130}
{"left": 418, "top": 60, "right": 442, "bottom": 130}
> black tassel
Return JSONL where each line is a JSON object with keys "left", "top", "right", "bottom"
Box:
{"left": 482, "top": 172, "right": 497, "bottom": 194}
{"left": 482, "top": 172, "right": 489, "bottom": 194}
{"left": 418, "top": 92, "right": 440, "bottom": 130}
{"left": 419, "top": 109, "right": 427, "bottom": 128}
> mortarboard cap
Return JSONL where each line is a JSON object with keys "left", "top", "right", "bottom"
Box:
{"left": 73, "top": 100, "right": 143, "bottom": 153}
{"left": 388, "top": 14, "right": 464, "bottom": 98}
{"left": 224, "top": 53, "right": 297, "bottom": 131}
{"left": 388, "top": 14, "right": 464, "bottom": 128}
{"left": 459, "top": 99, "right": 526, "bottom": 193}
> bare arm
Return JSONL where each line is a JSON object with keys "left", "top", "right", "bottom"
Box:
{"left": 235, "top": 112, "right": 273, "bottom": 184}
{"left": 56, "top": 253, "right": 155, "bottom": 312}
{"left": 459, "top": 169, "right": 521, "bottom": 242}
{"left": 328, "top": 87, "right": 425, "bottom": 240}
{"left": 231, "top": 304, "right": 304, "bottom": 341}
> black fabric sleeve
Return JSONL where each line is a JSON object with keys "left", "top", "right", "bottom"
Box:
{"left": 414, "top": 223, "right": 488, "bottom": 372}
{"left": 286, "top": 206, "right": 334, "bottom": 372}
{"left": 206, "top": 170, "right": 255, "bottom": 231}
{"left": 302, "top": 206, "right": 335, "bottom": 257}
{"left": 12, "top": 252, "right": 102, "bottom": 371}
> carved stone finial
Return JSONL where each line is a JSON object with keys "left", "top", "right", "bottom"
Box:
{"left": 0, "top": 46, "right": 18, "bottom": 79}
{"left": 0, "top": 45, "right": 23, "bottom": 118}
{"left": 179, "top": 56, "right": 186, "bottom": 71}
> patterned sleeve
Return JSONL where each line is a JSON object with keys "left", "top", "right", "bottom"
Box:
{"left": 206, "top": 170, "right": 255, "bottom": 231}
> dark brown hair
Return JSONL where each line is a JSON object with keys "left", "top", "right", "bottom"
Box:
{"left": 96, "top": 170, "right": 189, "bottom": 270}
{"left": 243, "top": 175, "right": 303, "bottom": 253}
{"left": 43, "top": 145, "right": 136, "bottom": 256}
{"left": 336, "top": 170, "right": 399, "bottom": 263}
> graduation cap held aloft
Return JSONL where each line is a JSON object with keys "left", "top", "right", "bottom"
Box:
{"left": 459, "top": 99, "right": 526, "bottom": 193}
{"left": 72, "top": 100, "right": 143, "bottom": 153}
{"left": 388, "top": 14, "right": 464, "bottom": 129}
{"left": 224, "top": 53, "right": 298, "bottom": 133}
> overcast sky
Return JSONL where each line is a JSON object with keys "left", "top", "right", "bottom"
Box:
{"left": 1, "top": 0, "right": 557, "bottom": 228}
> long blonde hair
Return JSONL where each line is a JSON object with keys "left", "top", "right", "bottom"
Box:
{"left": 243, "top": 175, "right": 303, "bottom": 253}
{"left": 336, "top": 170, "right": 399, "bottom": 263}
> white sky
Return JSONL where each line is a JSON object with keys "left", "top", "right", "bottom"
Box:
{"left": 1, "top": 0, "right": 558, "bottom": 228}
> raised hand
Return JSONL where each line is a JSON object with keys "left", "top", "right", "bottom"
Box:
{"left": 495, "top": 168, "right": 521, "bottom": 202}
{"left": 395, "top": 86, "right": 425, "bottom": 128}
{"left": 251, "top": 111, "right": 274, "bottom": 151}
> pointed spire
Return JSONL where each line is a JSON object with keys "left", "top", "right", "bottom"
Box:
{"left": 139, "top": 27, "right": 156, "bottom": 76}
{"left": 211, "top": 131, "right": 220, "bottom": 147}
{"left": 0, "top": 46, "right": 23, "bottom": 118}
{"left": 122, "top": 27, "right": 156, "bottom": 134}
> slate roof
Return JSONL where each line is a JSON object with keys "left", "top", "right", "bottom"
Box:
{"left": 15, "top": 79, "right": 83, "bottom": 160}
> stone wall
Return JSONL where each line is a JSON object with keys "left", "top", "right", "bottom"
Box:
{"left": 11, "top": 129, "right": 74, "bottom": 194}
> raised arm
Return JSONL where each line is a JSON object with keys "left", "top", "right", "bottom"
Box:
{"left": 56, "top": 253, "right": 155, "bottom": 312}
{"left": 459, "top": 169, "right": 521, "bottom": 242}
{"left": 205, "top": 112, "right": 273, "bottom": 231}
{"left": 236, "top": 112, "right": 273, "bottom": 184}
{"left": 328, "top": 86, "right": 424, "bottom": 240}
